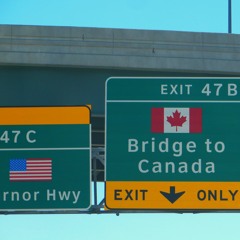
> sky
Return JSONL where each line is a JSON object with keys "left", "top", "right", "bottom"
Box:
{"left": 1, "top": 1, "right": 240, "bottom": 240}
{"left": 1, "top": 0, "right": 240, "bottom": 33}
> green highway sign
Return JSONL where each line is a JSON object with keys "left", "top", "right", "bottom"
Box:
{"left": 105, "top": 77, "right": 240, "bottom": 210}
{"left": 0, "top": 106, "right": 91, "bottom": 212}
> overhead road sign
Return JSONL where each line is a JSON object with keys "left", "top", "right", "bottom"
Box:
{"left": 0, "top": 106, "right": 91, "bottom": 212}
{"left": 105, "top": 77, "right": 240, "bottom": 211}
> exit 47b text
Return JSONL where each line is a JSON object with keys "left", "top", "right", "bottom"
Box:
{"left": 161, "top": 83, "right": 238, "bottom": 96}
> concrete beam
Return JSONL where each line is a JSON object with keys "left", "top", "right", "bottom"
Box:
{"left": 0, "top": 25, "right": 240, "bottom": 74}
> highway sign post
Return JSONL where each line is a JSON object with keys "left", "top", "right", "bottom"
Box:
{"left": 105, "top": 77, "right": 240, "bottom": 211}
{"left": 0, "top": 106, "right": 91, "bottom": 212}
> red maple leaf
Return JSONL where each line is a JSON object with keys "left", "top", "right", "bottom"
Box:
{"left": 167, "top": 110, "right": 187, "bottom": 132}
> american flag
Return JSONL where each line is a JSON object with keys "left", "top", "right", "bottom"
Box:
{"left": 9, "top": 158, "right": 52, "bottom": 181}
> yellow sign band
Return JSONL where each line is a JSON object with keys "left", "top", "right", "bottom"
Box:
{"left": 0, "top": 106, "right": 90, "bottom": 125}
{"left": 106, "top": 181, "right": 240, "bottom": 210}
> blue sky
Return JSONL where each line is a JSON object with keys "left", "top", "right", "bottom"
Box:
{"left": 1, "top": 0, "right": 240, "bottom": 33}
{"left": 1, "top": 1, "right": 240, "bottom": 240}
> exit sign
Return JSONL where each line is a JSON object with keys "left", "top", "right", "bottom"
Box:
{"left": 105, "top": 77, "right": 240, "bottom": 211}
{"left": 0, "top": 106, "right": 91, "bottom": 212}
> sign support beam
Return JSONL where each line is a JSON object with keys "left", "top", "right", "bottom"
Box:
{"left": 228, "top": 0, "right": 232, "bottom": 33}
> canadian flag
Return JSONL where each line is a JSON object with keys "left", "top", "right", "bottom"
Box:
{"left": 151, "top": 108, "right": 202, "bottom": 133}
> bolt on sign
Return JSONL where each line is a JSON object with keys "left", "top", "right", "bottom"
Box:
{"left": 0, "top": 106, "right": 91, "bottom": 212}
{"left": 105, "top": 77, "right": 240, "bottom": 211}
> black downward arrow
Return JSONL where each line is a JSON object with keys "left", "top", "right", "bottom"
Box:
{"left": 160, "top": 186, "right": 185, "bottom": 204}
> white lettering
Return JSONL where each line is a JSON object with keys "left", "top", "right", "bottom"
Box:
{"left": 11, "top": 192, "right": 19, "bottom": 201}
{"left": 128, "top": 138, "right": 198, "bottom": 157}
{"left": 138, "top": 159, "right": 215, "bottom": 174}
{"left": 206, "top": 162, "right": 215, "bottom": 173}
{"left": 186, "top": 141, "right": 196, "bottom": 153}
{"left": 161, "top": 84, "right": 192, "bottom": 95}
{"left": 3, "top": 192, "right": 9, "bottom": 201}
{"left": 47, "top": 189, "right": 56, "bottom": 201}
{"left": 58, "top": 191, "right": 71, "bottom": 201}
{"left": 161, "top": 85, "right": 168, "bottom": 94}
{"left": 46, "top": 189, "right": 81, "bottom": 204}
{"left": 3, "top": 191, "right": 40, "bottom": 202}
{"left": 152, "top": 161, "right": 161, "bottom": 173}
{"left": 192, "top": 159, "right": 202, "bottom": 173}
{"left": 72, "top": 191, "right": 81, "bottom": 204}
{"left": 172, "top": 142, "right": 182, "bottom": 157}
{"left": 205, "top": 139, "right": 225, "bottom": 153}
{"left": 228, "top": 83, "right": 238, "bottom": 96}
{"left": 26, "top": 130, "right": 36, "bottom": 143}
{"left": 159, "top": 138, "right": 169, "bottom": 153}
{"left": 22, "top": 192, "right": 31, "bottom": 201}
{"left": 128, "top": 139, "right": 138, "bottom": 152}
{"left": 214, "top": 141, "right": 225, "bottom": 153}
{"left": 138, "top": 159, "right": 149, "bottom": 173}
{"left": 142, "top": 141, "right": 149, "bottom": 152}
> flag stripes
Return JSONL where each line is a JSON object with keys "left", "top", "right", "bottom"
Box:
{"left": 9, "top": 158, "right": 52, "bottom": 181}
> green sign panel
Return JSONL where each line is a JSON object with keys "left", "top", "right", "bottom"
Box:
{"left": 0, "top": 106, "right": 91, "bottom": 212}
{"left": 105, "top": 77, "right": 240, "bottom": 210}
